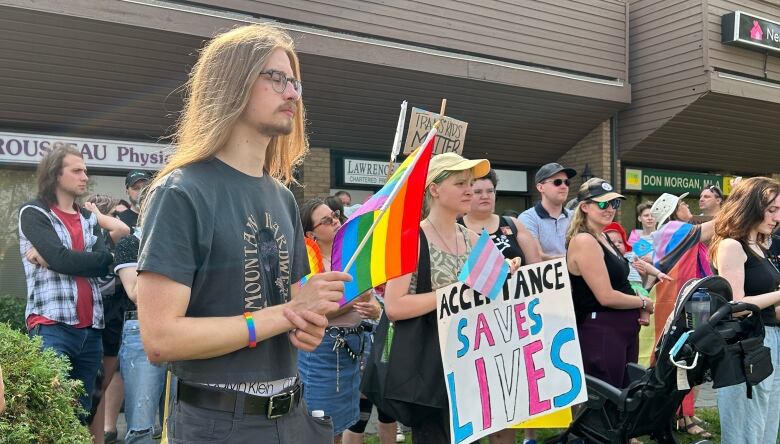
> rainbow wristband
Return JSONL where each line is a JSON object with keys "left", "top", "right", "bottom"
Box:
{"left": 243, "top": 312, "right": 257, "bottom": 348}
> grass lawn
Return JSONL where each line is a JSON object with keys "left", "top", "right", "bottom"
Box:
{"left": 364, "top": 408, "right": 732, "bottom": 443}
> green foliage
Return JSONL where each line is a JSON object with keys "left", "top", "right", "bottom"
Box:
{"left": 0, "top": 296, "right": 26, "bottom": 332}
{"left": 0, "top": 323, "right": 90, "bottom": 443}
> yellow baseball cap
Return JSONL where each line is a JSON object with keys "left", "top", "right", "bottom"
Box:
{"left": 425, "top": 152, "right": 490, "bottom": 187}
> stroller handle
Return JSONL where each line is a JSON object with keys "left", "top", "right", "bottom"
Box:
{"left": 707, "top": 301, "right": 761, "bottom": 325}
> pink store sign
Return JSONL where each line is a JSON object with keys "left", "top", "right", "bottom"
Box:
{"left": 0, "top": 132, "right": 172, "bottom": 171}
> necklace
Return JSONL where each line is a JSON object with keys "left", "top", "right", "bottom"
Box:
{"left": 464, "top": 214, "right": 494, "bottom": 233}
{"left": 426, "top": 218, "right": 462, "bottom": 269}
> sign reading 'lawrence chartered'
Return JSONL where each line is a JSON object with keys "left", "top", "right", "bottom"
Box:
{"left": 722, "top": 11, "right": 780, "bottom": 54}
{"left": 0, "top": 132, "right": 172, "bottom": 171}
{"left": 625, "top": 168, "right": 726, "bottom": 194}
{"left": 403, "top": 108, "right": 468, "bottom": 155}
{"left": 343, "top": 158, "right": 399, "bottom": 186}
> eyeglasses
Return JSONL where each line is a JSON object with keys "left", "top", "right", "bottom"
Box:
{"left": 592, "top": 199, "right": 621, "bottom": 210}
{"left": 312, "top": 210, "right": 340, "bottom": 230}
{"left": 258, "top": 69, "right": 303, "bottom": 97}
{"left": 543, "top": 178, "right": 570, "bottom": 187}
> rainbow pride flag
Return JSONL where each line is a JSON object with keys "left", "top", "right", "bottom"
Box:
{"left": 331, "top": 128, "right": 437, "bottom": 305}
{"left": 300, "top": 237, "right": 324, "bottom": 285}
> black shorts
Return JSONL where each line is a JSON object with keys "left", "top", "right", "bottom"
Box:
{"left": 101, "top": 294, "right": 126, "bottom": 357}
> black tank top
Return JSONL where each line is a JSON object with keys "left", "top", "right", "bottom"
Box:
{"left": 457, "top": 216, "right": 526, "bottom": 263}
{"left": 569, "top": 233, "right": 635, "bottom": 322}
{"left": 741, "top": 242, "right": 780, "bottom": 327}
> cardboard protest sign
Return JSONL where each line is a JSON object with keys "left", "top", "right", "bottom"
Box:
{"left": 437, "top": 258, "right": 586, "bottom": 444}
{"left": 403, "top": 107, "right": 468, "bottom": 155}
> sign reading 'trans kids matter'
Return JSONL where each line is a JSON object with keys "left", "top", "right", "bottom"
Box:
{"left": 437, "top": 258, "right": 587, "bottom": 444}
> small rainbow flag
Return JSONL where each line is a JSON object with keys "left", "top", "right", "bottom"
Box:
{"left": 300, "top": 237, "right": 324, "bottom": 285}
{"left": 458, "top": 229, "right": 509, "bottom": 301}
{"left": 331, "top": 128, "right": 437, "bottom": 305}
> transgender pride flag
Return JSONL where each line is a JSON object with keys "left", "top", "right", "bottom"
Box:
{"left": 458, "top": 229, "right": 510, "bottom": 301}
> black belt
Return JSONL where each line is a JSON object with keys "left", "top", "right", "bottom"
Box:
{"left": 177, "top": 381, "right": 302, "bottom": 419}
{"left": 326, "top": 325, "right": 364, "bottom": 338}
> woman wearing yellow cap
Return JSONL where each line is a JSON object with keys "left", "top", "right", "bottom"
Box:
{"left": 384, "top": 152, "right": 490, "bottom": 444}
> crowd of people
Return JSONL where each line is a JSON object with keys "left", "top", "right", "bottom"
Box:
{"left": 9, "top": 23, "right": 780, "bottom": 444}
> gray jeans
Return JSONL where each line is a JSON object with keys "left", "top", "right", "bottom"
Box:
{"left": 167, "top": 388, "right": 333, "bottom": 443}
{"left": 717, "top": 326, "right": 780, "bottom": 444}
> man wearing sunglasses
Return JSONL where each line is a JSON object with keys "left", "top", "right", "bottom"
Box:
{"left": 519, "top": 162, "right": 577, "bottom": 261}
{"left": 698, "top": 185, "right": 723, "bottom": 218}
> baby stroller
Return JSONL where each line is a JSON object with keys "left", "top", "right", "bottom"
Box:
{"left": 549, "top": 275, "right": 773, "bottom": 444}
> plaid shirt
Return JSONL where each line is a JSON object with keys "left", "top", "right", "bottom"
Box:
{"left": 18, "top": 203, "right": 105, "bottom": 328}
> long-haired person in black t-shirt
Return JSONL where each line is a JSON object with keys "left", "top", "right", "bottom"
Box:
{"left": 709, "top": 177, "right": 780, "bottom": 444}
{"left": 566, "top": 178, "right": 654, "bottom": 390}
{"left": 136, "top": 25, "right": 351, "bottom": 443}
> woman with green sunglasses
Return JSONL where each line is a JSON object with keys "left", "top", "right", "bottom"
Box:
{"left": 565, "top": 178, "right": 654, "bottom": 391}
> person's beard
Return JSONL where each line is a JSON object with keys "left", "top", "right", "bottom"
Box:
{"left": 256, "top": 103, "right": 295, "bottom": 137}
{"left": 257, "top": 121, "right": 293, "bottom": 137}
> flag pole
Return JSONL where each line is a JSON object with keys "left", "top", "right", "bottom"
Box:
{"left": 438, "top": 99, "right": 447, "bottom": 125}
{"left": 342, "top": 126, "right": 439, "bottom": 274}
{"left": 386, "top": 100, "right": 407, "bottom": 180}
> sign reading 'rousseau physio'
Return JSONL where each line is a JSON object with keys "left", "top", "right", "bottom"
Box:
{"left": 722, "top": 11, "right": 780, "bottom": 54}
{"left": 625, "top": 168, "right": 727, "bottom": 194}
{"left": 437, "top": 259, "right": 586, "bottom": 444}
{"left": 0, "top": 132, "right": 172, "bottom": 170}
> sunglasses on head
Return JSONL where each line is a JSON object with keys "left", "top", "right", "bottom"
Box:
{"left": 544, "top": 178, "right": 570, "bottom": 187}
{"left": 706, "top": 185, "right": 723, "bottom": 199}
{"left": 312, "top": 210, "right": 341, "bottom": 230}
{"left": 592, "top": 199, "right": 621, "bottom": 210}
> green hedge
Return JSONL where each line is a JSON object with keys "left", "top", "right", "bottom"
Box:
{"left": 0, "top": 296, "right": 26, "bottom": 332}
{"left": 0, "top": 322, "right": 90, "bottom": 443}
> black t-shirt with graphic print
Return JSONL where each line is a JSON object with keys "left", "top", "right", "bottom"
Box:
{"left": 137, "top": 158, "right": 309, "bottom": 385}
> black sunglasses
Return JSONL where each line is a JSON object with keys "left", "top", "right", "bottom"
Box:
{"left": 592, "top": 199, "right": 621, "bottom": 210}
{"left": 312, "top": 210, "right": 341, "bottom": 230}
{"left": 543, "top": 178, "right": 570, "bottom": 187}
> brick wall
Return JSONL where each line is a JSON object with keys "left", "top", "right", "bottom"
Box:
{"left": 549, "top": 120, "right": 614, "bottom": 202}
{"left": 556, "top": 120, "right": 610, "bottom": 191}
{"left": 300, "top": 147, "right": 332, "bottom": 202}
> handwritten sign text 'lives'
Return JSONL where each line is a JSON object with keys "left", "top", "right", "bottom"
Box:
{"left": 437, "top": 259, "right": 586, "bottom": 444}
